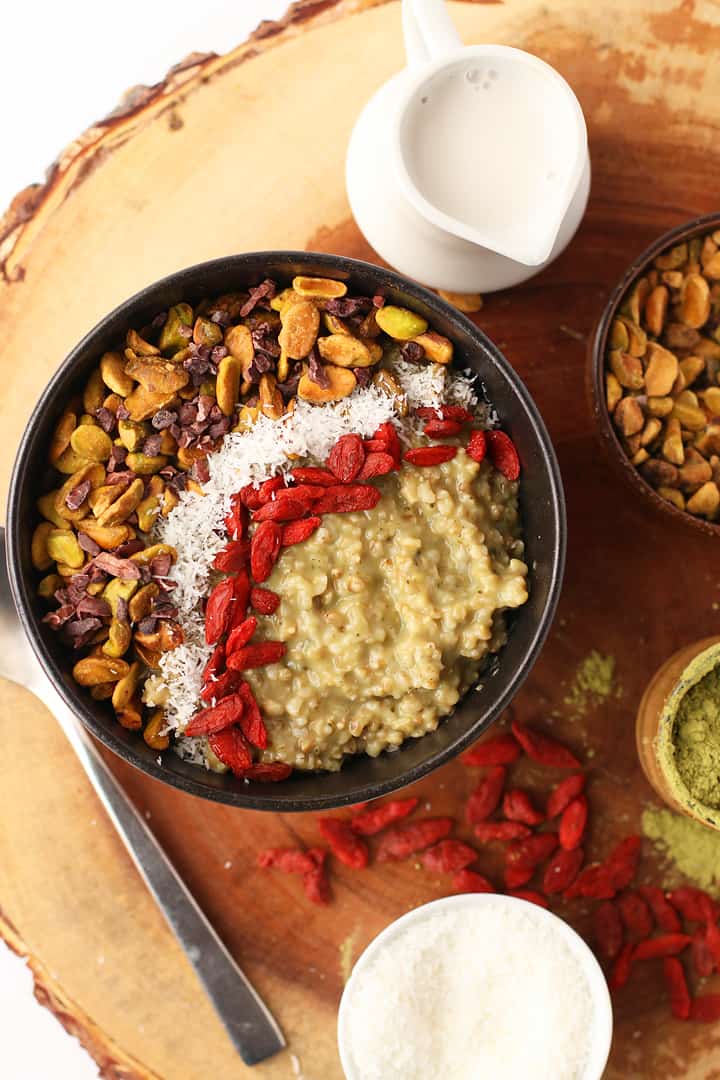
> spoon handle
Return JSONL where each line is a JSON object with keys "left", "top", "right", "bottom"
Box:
{"left": 402, "top": 0, "right": 462, "bottom": 67}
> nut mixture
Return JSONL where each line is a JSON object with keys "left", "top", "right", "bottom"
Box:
{"left": 34, "top": 273, "right": 526, "bottom": 777}
{"left": 605, "top": 229, "right": 720, "bottom": 521}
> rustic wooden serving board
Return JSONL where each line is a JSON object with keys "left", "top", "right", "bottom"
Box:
{"left": 2, "top": 0, "right": 720, "bottom": 1076}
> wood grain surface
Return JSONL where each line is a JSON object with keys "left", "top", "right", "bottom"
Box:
{"left": 2, "top": 0, "right": 720, "bottom": 1076}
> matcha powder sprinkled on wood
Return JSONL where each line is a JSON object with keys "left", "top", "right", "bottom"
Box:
{"left": 642, "top": 806, "right": 720, "bottom": 896}
{"left": 564, "top": 651, "right": 619, "bottom": 719}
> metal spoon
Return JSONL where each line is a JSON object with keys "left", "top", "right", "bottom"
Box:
{"left": 0, "top": 526, "right": 285, "bottom": 1066}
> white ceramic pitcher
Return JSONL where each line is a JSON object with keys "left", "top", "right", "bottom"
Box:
{"left": 346, "top": 0, "right": 591, "bottom": 293}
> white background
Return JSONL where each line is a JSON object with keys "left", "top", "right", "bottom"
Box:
{"left": 0, "top": 3, "right": 287, "bottom": 1077}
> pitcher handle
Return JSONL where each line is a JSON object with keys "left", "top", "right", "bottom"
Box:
{"left": 402, "top": 0, "right": 463, "bottom": 67}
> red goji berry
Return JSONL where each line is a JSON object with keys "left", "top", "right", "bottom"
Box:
{"left": 667, "top": 887, "right": 719, "bottom": 923}
{"left": 610, "top": 943, "right": 635, "bottom": 990}
{"left": 369, "top": 421, "right": 401, "bottom": 464}
{"left": 236, "top": 762, "right": 292, "bottom": 782}
{"left": 200, "top": 667, "right": 241, "bottom": 703}
{"left": 415, "top": 407, "right": 441, "bottom": 420}
{"left": 618, "top": 891, "right": 654, "bottom": 939}
{"left": 506, "top": 833, "right": 558, "bottom": 871}
{"left": 462, "top": 733, "right": 521, "bottom": 767}
{"left": 313, "top": 484, "right": 382, "bottom": 515}
{"left": 474, "top": 822, "right": 532, "bottom": 843}
{"left": 318, "top": 818, "right": 369, "bottom": 870}
{"left": 252, "top": 497, "right": 311, "bottom": 523}
{"left": 603, "top": 835, "right": 641, "bottom": 890}
{"left": 564, "top": 864, "right": 616, "bottom": 901}
{"left": 214, "top": 539, "right": 251, "bottom": 573}
{"left": 416, "top": 406, "right": 472, "bottom": 422}
{"left": 376, "top": 818, "right": 454, "bottom": 862}
{"left": 691, "top": 926, "right": 716, "bottom": 978}
{"left": 634, "top": 934, "right": 692, "bottom": 960}
{"left": 275, "top": 484, "right": 326, "bottom": 503}
{"left": 226, "top": 640, "right": 286, "bottom": 671}
{"left": 542, "top": 847, "right": 584, "bottom": 895}
{"left": 503, "top": 789, "right": 545, "bottom": 826}
{"left": 257, "top": 848, "right": 318, "bottom": 873}
{"left": 204, "top": 577, "right": 235, "bottom": 644}
{"left": 185, "top": 693, "right": 244, "bottom": 737}
{"left": 226, "top": 571, "right": 251, "bottom": 632}
{"left": 358, "top": 451, "right": 396, "bottom": 480}
{"left": 465, "top": 766, "right": 506, "bottom": 824}
{"left": 511, "top": 720, "right": 581, "bottom": 769}
{"left": 452, "top": 869, "right": 495, "bottom": 893}
{"left": 403, "top": 445, "right": 458, "bottom": 467}
{"left": 664, "top": 958, "right": 691, "bottom": 1020}
{"left": 504, "top": 865, "right": 534, "bottom": 889}
{"left": 226, "top": 616, "right": 257, "bottom": 654}
{"left": 208, "top": 727, "right": 253, "bottom": 773}
{"left": 689, "top": 993, "right": 720, "bottom": 1022}
{"left": 421, "top": 840, "right": 478, "bottom": 874}
{"left": 350, "top": 798, "right": 419, "bottom": 836}
{"left": 507, "top": 889, "right": 549, "bottom": 909}
{"left": 250, "top": 586, "right": 281, "bottom": 615}
{"left": 327, "top": 434, "right": 366, "bottom": 482}
{"left": 303, "top": 864, "right": 331, "bottom": 905}
{"left": 250, "top": 520, "right": 282, "bottom": 582}
{"left": 290, "top": 466, "right": 338, "bottom": 486}
{"left": 486, "top": 430, "right": 520, "bottom": 480}
{"left": 546, "top": 773, "right": 586, "bottom": 819}
{"left": 467, "top": 430, "right": 487, "bottom": 463}
{"left": 202, "top": 643, "right": 225, "bottom": 686}
{"left": 237, "top": 681, "right": 267, "bottom": 749}
{"left": 240, "top": 476, "right": 285, "bottom": 510}
{"left": 423, "top": 418, "right": 463, "bottom": 437}
{"left": 637, "top": 886, "right": 682, "bottom": 933}
{"left": 593, "top": 901, "right": 624, "bottom": 960}
{"left": 559, "top": 795, "right": 588, "bottom": 851}
{"left": 704, "top": 920, "right": 720, "bottom": 969}
{"left": 223, "top": 493, "right": 248, "bottom": 539}
{"left": 282, "top": 516, "right": 322, "bottom": 546}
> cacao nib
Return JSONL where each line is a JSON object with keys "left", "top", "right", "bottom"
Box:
{"left": 210, "top": 309, "right": 232, "bottom": 327}
{"left": 324, "top": 297, "right": 372, "bottom": 317}
{"left": 94, "top": 407, "right": 116, "bottom": 433}
{"left": 107, "top": 445, "right": 128, "bottom": 473}
{"left": 116, "top": 596, "right": 130, "bottom": 625}
{"left": 142, "top": 434, "right": 163, "bottom": 457}
{"left": 278, "top": 372, "right": 302, "bottom": 400}
{"left": 400, "top": 341, "right": 425, "bottom": 362}
{"left": 373, "top": 292, "right": 386, "bottom": 308}
{"left": 62, "top": 617, "right": 102, "bottom": 648}
{"left": 178, "top": 402, "right": 198, "bottom": 426}
{"left": 151, "top": 408, "right": 177, "bottom": 430}
{"left": 251, "top": 326, "right": 280, "bottom": 357}
{"left": 115, "top": 402, "right": 130, "bottom": 421}
{"left": 151, "top": 311, "right": 168, "bottom": 329}
{"left": 138, "top": 616, "right": 158, "bottom": 635}
{"left": 210, "top": 344, "right": 228, "bottom": 364}
{"left": 112, "top": 539, "right": 145, "bottom": 558}
{"left": 208, "top": 418, "right": 230, "bottom": 440}
{"left": 153, "top": 601, "right": 179, "bottom": 620}
{"left": 192, "top": 457, "right": 211, "bottom": 484}
{"left": 93, "top": 553, "right": 141, "bottom": 579}
{"left": 353, "top": 367, "right": 372, "bottom": 388}
{"left": 65, "top": 479, "right": 91, "bottom": 511}
{"left": 42, "top": 604, "right": 75, "bottom": 628}
{"left": 75, "top": 595, "right": 112, "bottom": 620}
{"left": 150, "top": 553, "right": 173, "bottom": 578}
{"left": 177, "top": 428, "right": 195, "bottom": 449}
{"left": 308, "top": 347, "right": 330, "bottom": 388}
{"left": 239, "top": 279, "right": 277, "bottom": 317}
{"left": 77, "top": 532, "right": 101, "bottom": 556}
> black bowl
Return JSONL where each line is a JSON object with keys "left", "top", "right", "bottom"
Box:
{"left": 7, "top": 252, "right": 565, "bottom": 811}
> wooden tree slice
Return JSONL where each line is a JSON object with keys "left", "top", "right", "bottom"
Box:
{"left": 2, "top": 0, "right": 720, "bottom": 1076}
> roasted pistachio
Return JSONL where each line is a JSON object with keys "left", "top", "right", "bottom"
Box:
{"left": 317, "top": 334, "right": 374, "bottom": 368}
{"left": 292, "top": 276, "right": 347, "bottom": 299}
{"left": 297, "top": 365, "right": 356, "bottom": 403}
{"left": 279, "top": 299, "right": 320, "bottom": 359}
{"left": 125, "top": 452, "right": 168, "bottom": 475}
{"left": 143, "top": 709, "right": 170, "bottom": 750}
{"left": 413, "top": 331, "right": 453, "bottom": 365}
{"left": 375, "top": 305, "right": 428, "bottom": 340}
{"left": 49, "top": 411, "right": 77, "bottom": 464}
{"left": 72, "top": 656, "right": 129, "bottom": 686}
{"left": 83, "top": 369, "right": 105, "bottom": 414}
{"left": 437, "top": 289, "right": 483, "bottom": 313}
{"left": 103, "top": 618, "right": 132, "bottom": 659}
{"left": 102, "top": 577, "right": 139, "bottom": 617}
{"left": 100, "top": 351, "right": 135, "bottom": 396}
{"left": 159, "top": 303, "right": 193, "bottom": 355}
{"left": 193, "top": 316, "right": 223, "bottom": 347}
{"left": 31, "top": 522, "right": 54, "bottom": 572}
{"left": 216, "top": 355, "right": 241, "bottom": 416}
{"left": 46, "top": 530, "right": 84, "bottom": 568}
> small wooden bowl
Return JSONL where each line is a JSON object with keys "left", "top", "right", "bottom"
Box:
{"left": 587, "top": 211, "right": 720, "bottom": 539}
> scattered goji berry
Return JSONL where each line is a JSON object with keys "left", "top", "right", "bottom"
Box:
{"left": 226, "top": 616, "right": 258, "bottom": 654}
{"left": 201, "top": 643, "right": 225, "bottom": 686}
{"left": 465, "top": 766, "right": 506, "bottom": 824}
{"left": 542, "top": 847, "right": 584, "bottom": 895}
{"left": 504, "top": 865, "right": 534, "bottom": 889}
{"left": 511, "top": 720, "right": 581, "bottom": 769}
{"left": 237, "top": 762, "right": 292, "bottom": 782}
{"left": 603, "top": 835, "right": 641, "bottom": 890}
{"left": 237, "top": 682, "right": 267, "bottom": 749}
{"left": 506, "top": 832, "right": 558, "bottom": 871}
{"left": 252, "top": 497, "right": 311, "bottom": 523}
{"left": 208, "top": 726, "right": 253, "bottom": 773}
{"left": 303, "top": 864, "right": 331, "bottom": 905}
{"left": 204, "top": 577, "right": 235, "bottom": 644}
{"left": 474, "top": 822, "right": 532, "bottom": 843}
{"left": 250, "top": 520, "right": 282, "bottom": 582}
{"left": 503, "top": 788, "right": 545, "bottom": 826}
{"left": 240, "top": 476, "right": 285, "bottom": 510}
{"left": 634, "top": 935, "right": 692, "bottom": 960}
{"left": 226, "top": 641, "right": 286, "bottom": 671}
{"left": 313, "top": 484, "right": 382, "bottom": 514}
{"left": 282, "top": 516, "right": 322, "bottom": 546}
{"left": 594, "top": 901, "right": 624, "bottom": 960}
{"left": 507, "top": 889, "right": 549, "bottom": 909}
{"left": 689, "top": 993, "right": 720, "bottom": 1022}
{"left": 185, "top": 692, "right": 244, "bottom": 737}
{"left": 290, "top": 466, "right": 338, "bottom": 486}
{"left": 421, "top": 840, "right": 478, "bottom": 874}
{"left": 369, "top": 421, "right": 401, "bottom": 465}
{"left": 200, "top": 667, "right": 241, "bottom": 703}
{"left": 403, "top": 446, "right": 458, "bottom": 467}
{"left": 227, "top": 570, "right": 250, "bottom": 629}
{"left": 565, "top": 864, "right": 616, "bottom": 901}
{"left": 667, "top": 886, "right": 719, "bottom": 923}
{"left": 462, "top": 733, "right": 521, "bottom": 767}
{"left": 618, "top": 891, "right": 654, "bottom": 939}
{"left": 223, "top": 494, "right": 248, "bottom": 539}
{"left": 358, "top": 451, "right": 396, "bottom": 480}
{"left": 559, "top": 795, "right": 588, "bottom": 851}
{"left": 704, "top": 920, "right": 720, "bottom": 968}
{"left": 638, "top": 886, "right": 682, "bottom": 933}
{"left": 350, "top": 798, "right": 419, "bottom": 836}
{"left": 213, "top": 539, "right": 251, "bottom": 572}
{"left": 274, "top": 484, "right": 326, "bottom": 503}
{"left": 664, "top": 957, "right": 691, "bottom": 1020}
{"left": 452, "top": 869, "right": 495, "bottom": 893}
{"left": 327, "top": 434, "right": 366, "bottom": 482}
{"left": 610, "top": 943, "right": 635, "bottom": 990}
{"left": 416, "top": 406, "right": 472, "bottom": 422}
{"left": 423, "top": 418, "right": 463, "bottom": 437}
{"left": 376, "top": 818, "right": 454, "bottom": 862}
{"left": 257, "top": 848, "right": 318, "bottom": 873}
{"left": 546, "top": 774, "right": 586, "bottom": 819}
{"left": 467, "top": 430, "right": 487, "bottom": 463}
{"left": 318, "top": 818, "right": 369, "bottom": 870}
{"left": 249, "top": 586, "right": 280, "bottom": 615}
{"left": 486, "top": 430, "right": 521, "bottom": 480}
{"left": 691, "top": 927, "right": 716, "bottom": 978}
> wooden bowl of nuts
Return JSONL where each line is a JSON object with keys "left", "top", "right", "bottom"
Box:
{"left": 588, "top": 212, "right": 720, "bottom": 536}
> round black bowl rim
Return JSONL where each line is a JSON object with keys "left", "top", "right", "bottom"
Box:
{"left": 7, "top": 251, "right": 566, "bottom": 810}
